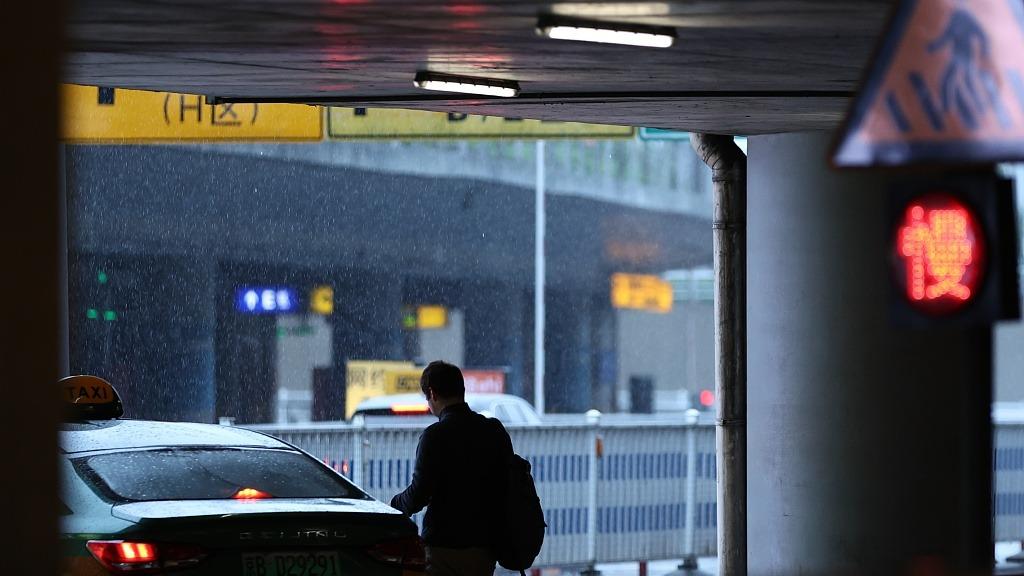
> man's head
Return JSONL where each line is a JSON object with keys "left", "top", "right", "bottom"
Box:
{"left": 420, "top": 360, "right": 465, "bottom": 416}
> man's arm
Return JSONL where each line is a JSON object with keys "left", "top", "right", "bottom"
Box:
{"left": 390, "top": 427, "right": 437, "bottom": 515}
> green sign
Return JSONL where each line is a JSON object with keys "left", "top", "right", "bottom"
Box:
{"left": 638, "top": 127, "right": 690, "bottom": 141}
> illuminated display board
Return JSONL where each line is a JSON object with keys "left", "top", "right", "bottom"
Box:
{"left": 236, "top": 287, "right": 298, "bottom": 314}
{"left": 309, "top": 286, "right": 334, "bottom": 315}
{"left": 895, "top": 194, "right": 986, "bottom": 315}
{"left": 610, "top": 273, "right": 673, "bottom": 313}
{"left": 887, "top": 174, "right": 1020, "bottom": 327}
{"left": 401, "top": 305, "right": 449, "bottom": 329}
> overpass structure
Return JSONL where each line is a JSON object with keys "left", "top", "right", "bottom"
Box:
{"left": 7, "top": 1, "right": 1023, "bottom": 576}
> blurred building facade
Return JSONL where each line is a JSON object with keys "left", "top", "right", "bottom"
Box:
{"left": 67, "top": 142, "right": 716, "bottom": 423}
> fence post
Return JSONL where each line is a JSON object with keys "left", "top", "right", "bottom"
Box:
{"left": 583, "top": 409, "right": 602, "bottom": 576}
{"left": 682, "top": 409, "right": 700, "bottom": 570}
{"left": 352, "top": 414, "right": 366, "bottom": 488}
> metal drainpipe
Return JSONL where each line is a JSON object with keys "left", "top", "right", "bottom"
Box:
{"left": 690, "top": 134, "right": 747, "bottom": 576}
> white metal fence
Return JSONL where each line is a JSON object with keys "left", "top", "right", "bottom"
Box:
{"left": 249, "top": 414, "right": 716, "bottom": 569}
{"left": 996, "top": 423, "right": 1024, "bottom": 541}
{"left": 248, "top": 418, "right": 1024, "bottom": 568}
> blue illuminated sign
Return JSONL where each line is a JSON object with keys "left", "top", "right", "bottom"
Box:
{"left": 236, "top": 287, "right": 298, "bottom": 314}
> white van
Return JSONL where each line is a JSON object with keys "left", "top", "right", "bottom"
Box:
{"left": 352, "top": 393, "right": 542, "bottom": 425}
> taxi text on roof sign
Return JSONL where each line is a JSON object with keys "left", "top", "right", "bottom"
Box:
{"left": 832, "top": 0, "right": 1024, "bottom": 167}
{"left": 328, "top": 107, "right": 635, "bottom": 139}
{"left": 60, "top": 375, "right": 124, "bottom": 420}
{"left": 61, "top": 84, "right": 323, "bottom": 143}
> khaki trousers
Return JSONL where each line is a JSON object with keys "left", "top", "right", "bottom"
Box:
{"left": 424, "top": 546, "right": 497, "bottom": 576}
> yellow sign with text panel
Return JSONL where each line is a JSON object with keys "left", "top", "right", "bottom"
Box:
{"left": 328, "top": 107, "right": 634, "bottom": 139}
{"left": 611, "top": 273, "right": 673, "bottom": 313}
{"left": 61, "top": 84, "right": 322, "bottom": 143}
{"left": 344, "top": 360, "right": 419, "bottom": 419}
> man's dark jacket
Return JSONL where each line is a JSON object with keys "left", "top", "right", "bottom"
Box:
{"left": 390, "top": 402, "right": 514, "bottom": 548}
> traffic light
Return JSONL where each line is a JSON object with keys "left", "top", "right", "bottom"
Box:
{"left": 888, "top": 172, "right": 1020, "bottom": 327}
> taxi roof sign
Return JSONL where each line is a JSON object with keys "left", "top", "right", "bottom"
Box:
{"left": 61, "top": 375, "right": 124, "bottom": 421}
{"left": 832, "top": 0, "right": 1024, "bottom": 167}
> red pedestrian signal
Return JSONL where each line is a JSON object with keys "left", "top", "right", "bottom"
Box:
{"left": 895, "top": 194, "right": 986, "bottom": 314}
{"left": 888, "top": 173, "right": 1020, "bottom": 327}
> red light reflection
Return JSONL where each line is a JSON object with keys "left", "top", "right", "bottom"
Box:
{"left": 699, "top": 390, "right": 714, "bottom": 407}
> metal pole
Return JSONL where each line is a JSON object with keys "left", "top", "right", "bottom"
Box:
{"left": 690, "top": 134, "right": 747, "bottom": 576}
{"left": 352, "top": 414, "right": 366, "bottom": 488}
{"left": 534, "top": 140, "right": 546, "bottom": 415}
{"left": 59, "top": 143, "right": 70, "bottom": 377}
{"left": 584, "top": 409, "right": 601, "bottom": 576}
{"left": 682, "top": 408, "right": 700, "bottom": 570}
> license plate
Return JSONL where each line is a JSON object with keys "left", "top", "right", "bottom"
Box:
{"left": 241, "top": 552, "right": 342, "bottom": 576}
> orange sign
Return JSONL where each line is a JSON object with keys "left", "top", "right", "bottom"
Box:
{"left": 610, "top": 273, "right": 673, "bottom": 313}
{"left": 463, "top": 370, "right": 506, "bottom": 394}
{"left": 833, "top": 0, "right": 1024, "bottom": 166}
{"left": 61, "top": 374, "right": 119, "bottom": 405}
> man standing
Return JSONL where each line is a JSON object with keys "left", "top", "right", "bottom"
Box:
{"left": 391, "top": 360, "right": 513, "bottom": 576}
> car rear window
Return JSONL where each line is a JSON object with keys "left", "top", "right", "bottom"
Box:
{"left": 72, "top": 448, "right": 362, "bottom": 502}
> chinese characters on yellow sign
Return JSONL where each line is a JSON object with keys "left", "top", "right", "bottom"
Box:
{"left": 328, "top": 107, "right": 635, "bottom": 139}
{"left": 61, "top": 84, "right": 636, "bottom": 142}
{"left": 344, "top": 361, "right": 421, "bottom": 418}
{"left": 60, "top": 84, "right": 322, "bottom": 143}
{"left": 610, "top": 273, "right": 673, "bottom": 313}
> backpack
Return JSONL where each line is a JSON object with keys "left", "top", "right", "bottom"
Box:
{"left": 492, "top": 422, "right": 546, "bottom": 574}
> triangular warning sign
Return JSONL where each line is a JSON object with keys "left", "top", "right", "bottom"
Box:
{"left": 832, "top": 0, "right": 1024, "bottom": 167}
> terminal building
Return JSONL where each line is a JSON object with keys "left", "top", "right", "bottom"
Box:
{"left": 66, "top": 141, "right": 718, "bottom": 423}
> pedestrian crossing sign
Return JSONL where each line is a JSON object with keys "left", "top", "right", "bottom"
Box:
{"left": 832, "top": 0, "right": 1024, "bottom": 167}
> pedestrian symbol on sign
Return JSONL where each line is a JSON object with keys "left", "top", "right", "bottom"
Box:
{"left": 832, "top": 0, "right": 1024, "bottom": 167}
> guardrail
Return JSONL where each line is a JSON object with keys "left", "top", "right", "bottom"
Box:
{"left": 248, "top": 418, "right": 1024, "bottom": 569}
{"left": 249, "top": 412, "right": 716, "bottom": 570}
{"left": 996, "top": 423, "right": 1024, "bottom": 541}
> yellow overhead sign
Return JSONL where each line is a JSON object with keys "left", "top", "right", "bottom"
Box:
{"left": 328, "top": 107, "right": 634, "bottom": 139}
{"left": 417, "top": 306, "right": 448, "bottom": 330}
{"left": 61, "top": 84, "right": 323, "bottom": 143}
{"left": 611, "top": 273, "right": 673, "bottom": 313}
{"left": 309, "top": 286, "right": 334, "bottom": 315}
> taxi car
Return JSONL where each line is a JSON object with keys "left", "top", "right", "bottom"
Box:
{"left": 59, "top": 375, "right": 425, "bottom": 576}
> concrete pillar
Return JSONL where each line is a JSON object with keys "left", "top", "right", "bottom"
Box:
{"left": 747, "top": 132, "right": 992, "bottom": 575}
{"left": 464, "top": 280, "right": 525, "bottom": 397}
{"left": 3, "top": 3, "right": 60, "bottom": 573}
{"left": 165, "top": 257, "right": 217, "bottom": 422}
{"left": 545, "top": 290, "right": 595, "bottom": 413}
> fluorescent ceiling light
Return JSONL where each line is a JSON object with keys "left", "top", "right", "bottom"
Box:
{"left": 413, "top": 72, "right": 519, "bottom": 97}
{"left": 538, "top": 16, "right": 676, "bottom": 48}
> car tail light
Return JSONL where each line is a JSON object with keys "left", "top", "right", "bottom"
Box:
{"left": 232, "top": 487, "right": 272, "bottom": 500}
{"left": 368, "top": 536, "right": 427, "bottom": 571}
{"left": 86, "top": 540, "right": 206, "bottom": 574}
